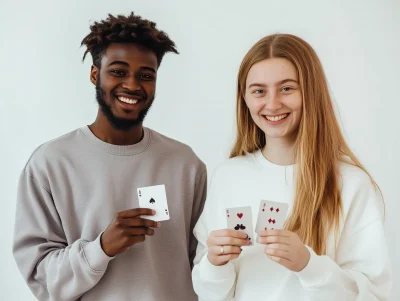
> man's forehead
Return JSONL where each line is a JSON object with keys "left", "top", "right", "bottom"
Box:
{"left": 102, "top": 43, "right": 158, "bottom": 67}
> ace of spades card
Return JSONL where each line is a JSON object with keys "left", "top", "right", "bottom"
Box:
{"left": 226, "top": 206, "right": 254, "bottom": 246}
{"left": 255, "top": 200, "right": 289, "bottom": 234}
{"left": 137, "top": 184, "right": 170, "bottom": 221}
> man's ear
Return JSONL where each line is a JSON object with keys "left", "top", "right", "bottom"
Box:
{"left": 90, "top": 65, "right": 99, "bottom": 86}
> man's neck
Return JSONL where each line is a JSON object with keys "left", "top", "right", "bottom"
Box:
{"left": 89, "top": 115, "right": 143, "bottom": 146}
{"left": 262, "top": 136, "right": 296, "bottom": 166}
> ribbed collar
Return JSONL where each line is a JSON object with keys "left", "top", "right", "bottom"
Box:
{"left": 79, "top": 126, "right": 151, "bottom": 156}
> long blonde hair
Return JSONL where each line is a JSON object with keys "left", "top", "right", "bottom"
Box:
{"left": 230, "top": 34, "right": 378, "bottom": 255}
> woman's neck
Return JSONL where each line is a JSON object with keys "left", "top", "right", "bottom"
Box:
{"left": 262, "top": 136, "right": 296, "bottom": 166}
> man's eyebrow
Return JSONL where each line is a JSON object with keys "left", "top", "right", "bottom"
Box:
{"left": 140, "top": 66, "right": 156, "bottom": 73}
{"left": 107, "top": 61, "right": 129, "bottom": 67}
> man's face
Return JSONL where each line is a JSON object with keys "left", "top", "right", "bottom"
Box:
{"left": 91, "top": 43, "right": 158, "bottom": 131}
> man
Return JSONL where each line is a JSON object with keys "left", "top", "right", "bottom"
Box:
{"left": 13, "top": 12, "right": 207, "bottom": 301}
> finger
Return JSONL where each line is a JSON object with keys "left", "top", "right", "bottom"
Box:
{"left": 265, "top": 243, "right": 290, "bottom": 252}
{"left": 126, "top": 227, "right": 155, "bottom": 236}
{"left": 212, "top": 229, "right": 248, "bottom": 239}
{"left": 121, "top": 234, "right": 146, "bottom": 249}
{"left": 122, "top": 218, "right": 160, "bottom": 228}
{"left": 208, "top": 236, "right": 250, "bottom": 247}
{"left": 215, "top": 253, "right": 241, "bottom": 263}
{"left": 209, "top": 245, "right": 242, "bottom": 256}
{"left": 130, "top": 234, "right": 146, "bottom": 245}
{"left": 264, "top": 246, "right": 291, "bottom": 260}
{"left": 258, "top": 235, "right": 290, "bottom": 245}
{"left": 267, "top": 255, "right": 292, "bottom": 267}
{"left": 258, "top": 229, "right": 290, "bottom": 237}
{"left": 118, "top": 208, "right": 156, "bottom": 218}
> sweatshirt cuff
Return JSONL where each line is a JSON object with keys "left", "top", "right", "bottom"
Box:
{"left": 294, "top": 246, "right": 333, "bottom": 287}
{"left": 198, "top": 253, "right": 235, "bottom": 281}
{"left": 81, "top": 232, "right": 114, "bottom": 273}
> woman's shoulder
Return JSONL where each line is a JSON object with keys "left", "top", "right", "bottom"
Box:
{"left": 338, "top": 157, "right": 373, "bottom": 186}
{"left": 337, "top": 157, "right": 384, "bottom": 227}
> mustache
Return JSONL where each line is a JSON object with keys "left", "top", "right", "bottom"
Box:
{"left": 115, "top": 89, "right": 147, "bottom": 99}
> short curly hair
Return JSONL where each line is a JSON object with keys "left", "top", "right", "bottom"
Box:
{"left": 81, "top": 12, "right": 178, "bottom": 68}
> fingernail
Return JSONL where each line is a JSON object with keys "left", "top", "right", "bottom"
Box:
{"left": 152, "top": 210, "right": 156, "bottom": 214}
{"left": 157, "top": 222, "right": 161, "bottom": 227}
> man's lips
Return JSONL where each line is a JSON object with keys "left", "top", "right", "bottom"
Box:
{"left": 115, "top": 94, "right": 144, "bottom": 105}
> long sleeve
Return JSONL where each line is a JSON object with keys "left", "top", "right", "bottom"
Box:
{"left": 192, "top": 170, "right": 237, "bottom": 301}
{"left": 12, "top": 170, "right": 113, "bottom": 301}
{"left": 189, "top": 169, "right": 208, "bottom": 269}
{"left": 294, "top": 174, "right": 392, "bottom": 301}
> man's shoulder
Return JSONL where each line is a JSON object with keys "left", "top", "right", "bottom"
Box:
{"left": 148, "top": 128, "right": 206, "bottom": 169}
{"left": 24, "top": 128, "right": 81, "bottom": 170}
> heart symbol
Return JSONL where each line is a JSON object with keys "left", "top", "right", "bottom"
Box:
{"left": 237, "top": 213, "right": 243, "bottom": 219}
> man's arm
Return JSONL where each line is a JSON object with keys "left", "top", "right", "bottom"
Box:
{"left": 189, "top": 169, "right": 207, "bottom": 269}
{"left": 12, "top": 170, "right": 113, "bottom": 301}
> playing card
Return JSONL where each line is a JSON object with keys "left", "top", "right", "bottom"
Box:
{"left": 255, "top": 200, "right": 289, "bottom": 234}
{"left": 137, "top": 184, "right": 170, "bottom": 221}
{"left": 226, "top": 206, "right": 254, "bottom": 246}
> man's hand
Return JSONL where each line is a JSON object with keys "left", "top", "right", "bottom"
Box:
{"left": 101, "top": 208, "right": 160, "bottom": 257}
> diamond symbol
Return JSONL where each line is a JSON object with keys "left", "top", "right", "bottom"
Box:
{"left": 268, "top": 218, "right": 272, "bottom": 223}
{"left": 272, "top": 219, "right": 276, "bottom": 224}
{"left": 270, "top": 207, "right": 274, "bottom": 211}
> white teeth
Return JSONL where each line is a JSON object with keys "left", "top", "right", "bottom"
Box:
{"left": 265, "top": 114, "right": 288, "bottom": 121}
{"left": 118, "top": 96, "right": 138, "bottom": 104}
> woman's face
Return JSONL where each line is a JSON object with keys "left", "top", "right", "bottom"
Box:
{"left": 245, "top": 58, "right": 303, "bottom": 143}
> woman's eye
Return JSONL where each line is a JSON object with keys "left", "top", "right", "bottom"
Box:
{"left": 253, "top": 89, "right": 264, "bottom": 94}
{"left": 282, "top": 87, "right": 293, "bottom": 92}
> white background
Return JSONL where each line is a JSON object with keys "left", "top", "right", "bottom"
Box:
{"left": 1, "top": 0, "right": 399, "bottom": 300}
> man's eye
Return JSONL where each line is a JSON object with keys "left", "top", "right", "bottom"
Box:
{"left": 140, "top": 74, "right": 154, "bottom": 80}
{"left": 110, "top": 70, "right": 125, "bottom": 76}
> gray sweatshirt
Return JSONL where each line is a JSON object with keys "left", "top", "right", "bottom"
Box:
{"left": 12, "top": 126, "right": 207, "bottom": 301}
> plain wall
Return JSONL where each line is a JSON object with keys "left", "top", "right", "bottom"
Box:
{"left": 1, "top": 0, "right": 399, "bottom": 299}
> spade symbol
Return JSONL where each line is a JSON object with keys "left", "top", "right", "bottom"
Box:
{"left": 149, "top": 198, "right": 155, "bottom": 204}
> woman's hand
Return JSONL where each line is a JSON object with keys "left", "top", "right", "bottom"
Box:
{"left": 258, "top": 229, "right": 310, "bottom": 272}
{"left": 207, "top": 229, "right": 250, "bottom": 266}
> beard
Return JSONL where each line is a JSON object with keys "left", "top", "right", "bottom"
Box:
{"left": 95, "top": 78, "right": 154, "bottom": 132}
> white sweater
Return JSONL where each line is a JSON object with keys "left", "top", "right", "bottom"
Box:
{"left": 192, "top": 150, "right": 392, "bottom": 301}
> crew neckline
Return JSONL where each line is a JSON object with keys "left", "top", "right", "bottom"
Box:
{"left": 253, "top": 149, "right": 296, "bottom": 171}
{"left": 79, "top": 126, "right": 151, "bottom": 156}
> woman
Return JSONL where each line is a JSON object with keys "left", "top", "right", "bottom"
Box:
{"left": 191, "top": 34, "right": 392, "bottom": 301}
